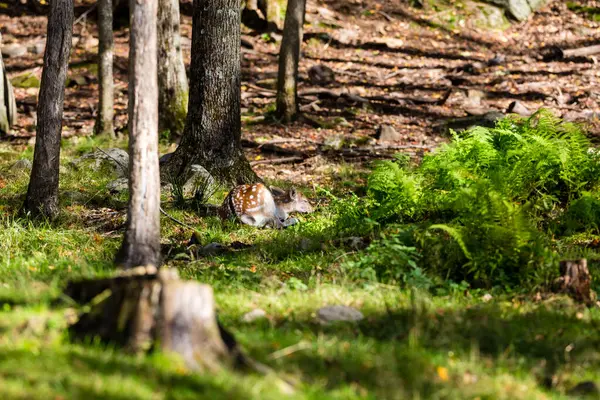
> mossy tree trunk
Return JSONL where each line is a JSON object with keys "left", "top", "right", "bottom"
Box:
{"left": 115, "top": 0, "right": 161, "bottom": 269}
{"left": 95, "top": 0, "right": 115, "bottom": 137}
{"left": 275, "top": 0, "right": 306, "bottom": 123}
{"left": 23, "top": 0, "right": 73, "bottom": 219}
{"left": 162, "top": 0, "right": 258, "bottom": 187}
{"left": 157, "top": 0, "right": 188, "bottom": 141}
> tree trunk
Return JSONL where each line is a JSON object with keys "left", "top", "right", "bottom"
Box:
{"left": 66, "top": 268, "right": 235, "bottom": 371}
{"left": 23, "top": 0, "right": 73, "bottom": 219}
{"left": 0, "top": 33, "right": 18, "bottom": 136}
{"left": 275, "top": 0, "right": 306, "bottom": 123}
{"left": 162, "top": 0, "right": 258, "bottom": 187}
{"left": 95, "top": 0, "right": 115, "bottom": 137}
{"left": 115, "top": 0, "right": 161, "bottom": 269}
{"left": 157, "top": 0, "right": 189, "bottom": 141}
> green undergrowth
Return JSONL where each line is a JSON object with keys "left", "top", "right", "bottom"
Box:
{"left": 337, "top": 110, "right": 600, "bottom": 290}
{"left": 1, "top": 122, "right": 600, "bottom": 399}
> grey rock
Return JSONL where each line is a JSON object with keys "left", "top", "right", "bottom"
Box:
{"left": 241, "top": 308, "right": 267, "bottom": 323}
{"left": 317, "top": 305, "right": 364, "bottom": 324}
{"left": 79, "top": 148, "right": 129, "bottom": 178}
{"left": 1, "top": 44, "right": 27, "bottom": 58}
{"left": 107, "top": 177, "right": 129, "bottom": 194}
{"left": 199, "top": 242, "right": 226, "bottom": 256}
{"left": 159, "top": 152, "right": 174, "bottom": 166}
{"left": 182, "top": 164, "right": 217, "bottom": 198}
{"left": 483, "top": 0, "right": 547, "bottom": 21}
{"left": 28, "top": 41, "right": 46, "bottom": 55}
{"left": 9, "top": 159, "right": 32, "bottom": 174}
{"left": 324, "top": 134, "right": 345, "bottom": 150}
{"left": 376, "top": 124, "right": 401, "bottom": 142}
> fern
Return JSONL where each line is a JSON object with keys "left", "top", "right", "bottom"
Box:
{"left": 353, "top": 110, "right": 600, "bottom": 288}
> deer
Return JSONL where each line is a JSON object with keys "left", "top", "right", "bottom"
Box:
{"left": 218, "top": 183, "right": 313, "bottom": 228}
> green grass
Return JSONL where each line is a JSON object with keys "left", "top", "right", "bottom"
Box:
{"left": 0, "top": 139, "right": 599, "bottom": 399}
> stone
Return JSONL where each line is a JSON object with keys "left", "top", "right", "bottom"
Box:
{"left": 376, "top": 124, "right": 402, "bottom": 142}
{"left": 482, "top": 0, "right": 547, "bottom": 21}
{"left": 182, "top": 164, "right": 217, "bottom": 198}
{"left": 241, "top": 309, "right": 267, "bottom": 323}
{"left": 324, "top": 134, "right": 345, "bottom": 150}
{"left": 317, "top": 305, "right": 364, "bottom": 324}
{"left": 78, "top": 148, "right": 129, "bottom": 178}
{"left": 198, "top": 242, "right": 226, "bottom": 256}
{"left": 107, "top": 177, "right": 129, "bottom": 194}
{"left": 1, "top": 44, "right": 27, "bottom": 58}
{"left": 159, "top": 152, "right": 174, "bottom": 166}
{"left": 28, "top": 41, "right": 46, "bottom": 55}
{"left": 10, "top": 73, "right": 41, "bottom": 89}
{"left": 9, "top": 159, "right": 32, "bottom": 174}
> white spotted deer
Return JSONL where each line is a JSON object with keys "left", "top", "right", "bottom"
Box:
{"left": 218, "top": 183, "right": 313, "bottom": 228}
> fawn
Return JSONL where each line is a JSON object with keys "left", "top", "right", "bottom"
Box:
{"left": 218, "top": 183, "right": 313, "bottom": 228}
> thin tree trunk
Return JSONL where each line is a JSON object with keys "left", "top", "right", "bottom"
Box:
{"left": 275, "top": 0, "right": 306, "bottom": 123}
{"left": 95, "top": 0, "right": 115, "bottom": 137}
{"left": 163, "top": 0, "right": 258, "bottom": 187}
{"left": 23, "top": 0, "right": 73, "bottom": 219}
{"left": 115, "top": 0, "right": 160, "bottom": 269}
{"left": 157, "top": 0, "right": 188, "bottom": 141}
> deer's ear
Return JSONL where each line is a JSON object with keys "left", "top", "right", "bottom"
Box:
{"left": 289, "top": 187, "right": 298, "bottom": 199}
{"left": 270, "top": 186, "right": 286, "bottom": 196}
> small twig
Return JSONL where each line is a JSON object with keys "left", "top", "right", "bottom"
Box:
{"left": 74, "top": 4, "right": 97, "bottom": 25}
{"left": 378, "top": 10, "right": 394, "bottom": 22}
{"left": 267, "top": 341, "right": 312, "bottom": 360}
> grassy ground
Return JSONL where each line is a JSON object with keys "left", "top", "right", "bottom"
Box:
{"left": 1, "top": 139, "right": 599, "bottom": 399}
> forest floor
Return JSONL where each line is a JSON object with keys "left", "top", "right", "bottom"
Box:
{"left": 1, "top": 0, "right": 600, "bottom": 399}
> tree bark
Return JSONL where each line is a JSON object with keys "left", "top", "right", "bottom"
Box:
{"left": 95, "top": 0, "right": 115, "bottom": 137}
{"left": 275, "top": 0, "right": 306, "bottom": 123}
{"left": 157, "top": 0, "right": 188, "bottom": 141}
{"left": 115, "top": 0, "right": 161, "bottom": 269}
{"left": 163, "top": 0, "right": 258, "bottom": 187}
{"left": 23, "top": 0, "right": 73, "bottom": 219}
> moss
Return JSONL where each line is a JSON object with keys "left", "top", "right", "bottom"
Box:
{"left": 10, "top": 73, "right": 40, "bottom": 89}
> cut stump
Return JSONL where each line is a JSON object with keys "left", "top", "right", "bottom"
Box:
{"left": 66, "top": 268, "right": 237, "bottom": 371}
{"left": 554, "top": 259, "right": 595, "bottom": 305}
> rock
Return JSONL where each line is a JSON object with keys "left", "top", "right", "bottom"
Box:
{"left": 317, "top": 305, "right": 364, "bottom": 324}
{"left": 324, "top": 134, "right": 345, "bottom": 150}
{"left": 481, "top": 293, "right": 493, "bottom": 302}
{"left": 10, "top": 73, "right": 41, "bottom": 89}
{"left": 376, "top": 124, "right": 402, "bottom": 142}
{"left": 28, "top": 41, "right": 46, "bottom": 55}
{"left": 9, "top": 159, "right": 32, "bottom": 174}
{"left": 482, "top": 0, "right": 547, "bottom": 21}
{"left": 1, "top": 44, "right": 27, "bottom": 58}
{"left": 107, "top": 177, "right": 129, "bottom": 194}
{"left": 241, "top": 309, "right": 267, "bottom": 323}
{"left": 78, "top": 148, "right": 129, "bottom": 178}
{"left": 567, "top": 381, "right": 599, "bottom": 396}
{"left": 159, "top": 152, "right": 174, "bottom": 166}
{"left": 308, "top": 64, "right": 335, "bottom": 86}
{"left": 182, "top": 164, "right": 217, "bottom": 198}
{"left": 198, "top": 242, "right": 226, "bottom": 256}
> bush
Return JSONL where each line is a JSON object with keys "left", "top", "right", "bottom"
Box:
{"left": 343, "top": 111, "right": 600, "bottom": 289}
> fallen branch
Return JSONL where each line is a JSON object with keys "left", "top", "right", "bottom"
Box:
{"left": 250, "top": 156, "right": 305, "bottom": 166}
{"left": 543, "top": 45, "right": 600, "bottom": 61}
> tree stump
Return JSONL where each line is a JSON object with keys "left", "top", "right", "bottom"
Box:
{"left": 66, "top": 268, "right": 236, "bottom": 371}
{"left": 554, "top": 259, "right": 595, "bottom": 305}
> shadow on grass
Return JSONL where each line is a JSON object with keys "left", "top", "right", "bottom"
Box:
{"left": 0, "top": 346, "right": 249, "bottom": 400}
{"left": 229, "top": 298, "right": 599, "bottom": 397}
